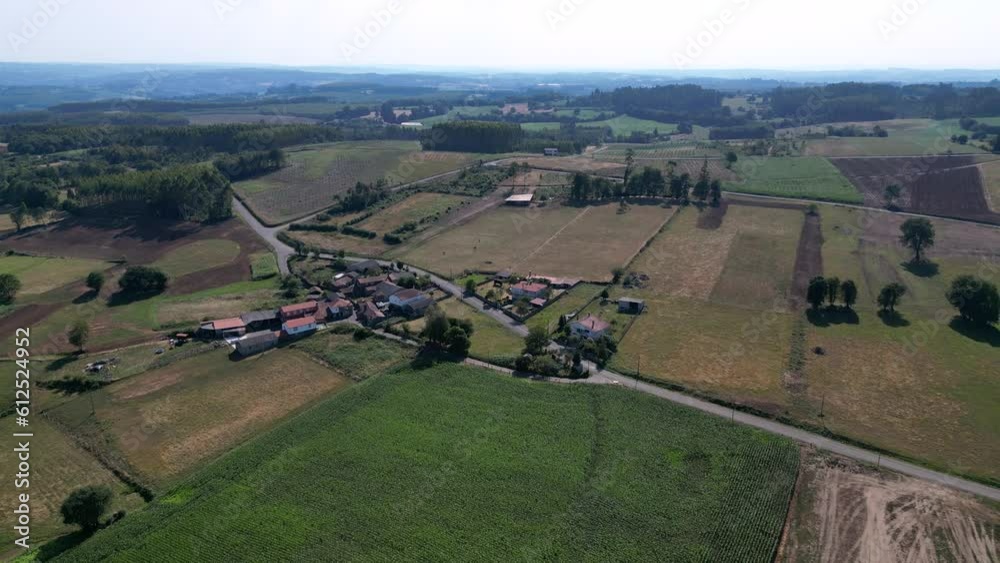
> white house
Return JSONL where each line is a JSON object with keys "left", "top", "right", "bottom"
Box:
{"left": 570, "top": 314, "right": 611, "bottom": 340}
{"left": 282, "top": 316, "right": 318, "bottom": 337}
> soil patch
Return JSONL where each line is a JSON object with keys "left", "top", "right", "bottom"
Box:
{"left": 790, "top": 214, "right": 824, "bottom": 309}
{"left": 0, "top": 303, "right": 64, "bottom": 340}
{"left": 696, "top": 200, "right": 729, "bottom": 230}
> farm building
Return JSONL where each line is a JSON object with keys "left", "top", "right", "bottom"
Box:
{"left": 359, "top": 301, "right": 385, "bottom": 327}
{"left": 390, "top": 289, "right": 434, "bottom": 317}
{"left": 505, "top": 194, "right": 534, "bottom": 207}
{"left": 511, "top": 281, "right": 548, "bottom": 299}
{"left": 235, "top": 331, "right": 278, "bottom": 356}
{"left": 544, "top": 148, "right": 560, "bottom": 156}
{"left": 241, "top": 310, "right": 278, "bottom": 332}
{"left": 352, "top": 275, "right": 388, "bottom": 298}
{"left": 494, "top": 270, "right": 513, "bottom": 283}
{"left": 200, "top": 318, "right": 247, "bottom": 339}
{"left": 400, "top": 121, "right": 423, "bottom": 128}
{"left": 282, "top": 316, "right": 318, "bottom": 337}
{"left": 618, "top": 298, "right": 646, "bottom": 315}
{"left": 570, "top": 314, "right": 611, "bottom": 340}
{"left": 373, "top": 281, "right": 403, "bottom": 302}
{"left": 331, "top": 272, "right": 358, "bottom": 291}
{"left": 347, "top": 259, "right": 382, "bottom": 274}
{"left": 326, "top": 298, "right": 354, "bottom": 321}
{"left": 279, "top": 301, "right": 318, "bottom": 321}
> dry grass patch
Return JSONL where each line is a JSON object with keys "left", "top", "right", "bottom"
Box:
{"left": 155, "top": 289, "right": 277, "bottom": 327}
{"left": 358, "top": 192, "right": 472, "bottom": 234}
{"left": 980, "top": 159, "right": 1000, "bottom": 212}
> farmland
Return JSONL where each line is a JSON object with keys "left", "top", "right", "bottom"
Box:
{"left": 596, "top": 141, "right": 724, "bottom": 160}
{"left": 0, "top": 255, "right": 107, "bottom": 296}
{"left": 801, "top": 119, "right": 987, "bottom": 156}
{"left": 56, "top": 363, "right": 800, "bottom": 563}
{"left": 511, "top": 155, "right": 627, "bottom": 177}
{"left": 233, "top": 141, "right": 482, "bottom": 225}
{"left": 791, "top": 205, "right": 1000, "bottom": 480}
{"left": 150, "top": 239, "right": 241, "bottom": 279}
{"left": 831, "top": 155, "right": 1000, "bottom": 224}
{"left": 609, "top": 203, "right": 805, "bottom": 409}
{"left": 982, "top": 159, "right": 1000, "bottom": 212}
{"left": 393, "top": 201, "right": 675, "bottom": 281}
{"left": 403, "top": 298, "right": 525, "bottom": 361}
{"left": 577, "top": 115, "right": 678, "bottom": 136}
{"left": 46, "top": 348, "right": 353, "bottom": 487}
{"left": 526, "top": 283, "right": 604, "bottom": 333}
{"left": 726, "top": 156, "right": 863, "bottom": 203}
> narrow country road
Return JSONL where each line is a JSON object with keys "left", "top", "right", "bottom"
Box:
{"left": 233, "top": 188, "right": 1000, "bottom": 503}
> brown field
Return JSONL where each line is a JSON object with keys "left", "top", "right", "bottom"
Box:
{"left": 512, "top": 156, "right": 627, "bottom": 177}
{"left": 831, "top": 156, "right": 1000, "bottom": 224}
{"left": 780, "top": 450, "right": 999, "bottom": 563}
{"left": 394, "top": 201, "right": 674, "bottom": 281}
{"left": 980, "top": 159, "right": 1000, "bottom": 212}
{"left": 47, "top": 349, "right": 351, "bottom": 486}
{"left": 498, "top": 169, "right": 573, "bottom": 188}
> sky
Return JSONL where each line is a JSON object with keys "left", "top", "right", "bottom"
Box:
{"left": 2, "top": 0, "right": 998, "bottom": 71}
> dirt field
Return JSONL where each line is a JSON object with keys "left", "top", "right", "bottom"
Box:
{"left": 831, "top": 156, "right": 1000, "bottom": 224}
{"left": 512, "top": 156, "right": 627, "bottom": 177}
{"left": 395, "top": 201, "right": 674, "bottom": 281}
{"left": 498, "top": 169, "right": 573, "bottom": 188}
{"left": 47, "top": 348, "right": 352, "bottom": 487}
{"left": 978, "top": 159, "right": 1000, "bottom": 212}
{"left": 780, "top": 450, "right": 999, "bottom": 563}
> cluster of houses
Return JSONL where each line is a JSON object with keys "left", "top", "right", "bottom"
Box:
{"left": 199, "top": 259, "right": 435, "bottom": 357}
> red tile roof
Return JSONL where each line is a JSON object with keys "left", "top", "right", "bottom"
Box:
{"left": 512, "top": 282, "right": 547, "bottom": 294}
{"left": 574, "top": 314, "right": 610, "bottom": 333}
{"left": 283, "top": 316, "right": 317, "bottom": 329}
{"left": 280, "top": 301, "right": 318, "bottom": 315}
{"left": 211, "top": 318, "right": 246, "bottom": 330}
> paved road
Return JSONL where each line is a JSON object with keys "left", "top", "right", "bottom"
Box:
{"left": 234, "top": 185, "right": 1000, "bottom": 502}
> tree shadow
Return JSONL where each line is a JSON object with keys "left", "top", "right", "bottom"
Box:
{"left": 806, "top": 308, "right": 860, "bottom": 327}
{"left": 107, "top": 290, "right": 163, "bottom": 308}
{"left": 72, "top": 290, "right": 99, "bottom": 305}
{"left": 902, "top": 260, "right": 939, "bottom": 278}
{"left": 34, "top": 530, "right": 92, "bottom": 561}
{"left": 949, "top": 317, "right": 1000, "bottom": 347}
{"left": 45, "top": 354, "right": 83, "bottom": 372}
{"left": 877, "top": 310, "right": 911, "bottom": 328}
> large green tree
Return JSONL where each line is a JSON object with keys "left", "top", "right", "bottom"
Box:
{"left": 900, "top": 218, "right": 935, "bottom": 263}
{"left": 807, "top": 277, "right": 827, "bottom": 311}
{"left": 0, "top": 274, "right": 22, "bottom": 304}
{"left": 524, "top": 326, "right": 550, "bottom": 356}
{"left": 946, "top": 276, "right": 1000, "bottom": 327}
{"left": 877, "top": 283, "right": 907, "bottom": 313}
{"left": 841, "top": 280, "right": 858, "bottom": 310}
{"left": 60, "top": 485, "right": 113, "bottom": 533}
{"left": 117, "top": 266, "right": 168, "bottom": 295}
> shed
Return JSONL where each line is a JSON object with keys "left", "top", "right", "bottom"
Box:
{"left": 505, "top": 194, "right": 534, "bottom": 207}
{"left": 235, "top": 331, "right": 278, "bottom": 356}
{"left": 618, "top": 297, "right": 646, "bottom": 315}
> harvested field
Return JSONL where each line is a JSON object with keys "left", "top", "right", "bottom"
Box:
{"left": 781, "top": 450, "right": 999, "bottom": 563}
{"left": 801, "top": 119, "right": 986, "bottom": 157}
{"left": 512, "top": 156, "right": 627, "bottom": 177}
{"left": 980, "top": 159, "right": 1000, "bottom": 212}
{"left": 596, "top": 142, "right": 723, "bottom": 160}
{"left": 46, "top": 348, "right": 352, "bottom": 487}
{"left": 357, "top": 192, "right": 473, "bottom": 234}
{"left": 150, "top": 239, "right": 241, "bottom": 279}
{"left": 790, "top": 214, "right": 824, "bottom": 307}
{"left": 234, "top": 141, "right": 481, "bottom": 225}
{"left": 831, "top": 155, "right": 1000, "bottom": 224}
{"left": 395, "top": 201, "right": 674, "bottom": 281}
{"left": 696, "top": 200, "right": 729, "bottom": 230}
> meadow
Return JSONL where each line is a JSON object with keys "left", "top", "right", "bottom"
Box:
{"left": 577, "top": 115, "right": 678, "bottom": 136}
{"left": 726, "top": 156, "right": 863, "bottom": 203}
{"left": 526, "top": 283, "right": 604, "bottom": 334}
{"left": 234, "top": 141, "right": 481, "bottom": 225}
{"left": 150, "top": 239, "right": 241, "bottom": 279}
{"left": 54, "top": 362, "right": 800, "bottom": 562}
{"left": 597, "top": 141, "right": 724, "bottom": 160}
{"left": 0, "top": 255, "right": 107, "bottom": 296}
{"left": 801, "top": 119, "right": 985, "bottom": 157}
{"left": 394, "top": 201, "right": 675, "bottom": 281}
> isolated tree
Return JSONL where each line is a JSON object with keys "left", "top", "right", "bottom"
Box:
{"left": 877, "top": 283, "right": 907, "bottom": 313}
{"left": 623, "top": 148, "right": 636, "bottom": 187}
{"left": 725, "top": 151, "right": 739, "bottom": 169}
{"left": 60, "top": 485, "right": 113, "bottom": 533}
{"left": 118, "top": 266, "right": 168, "bottom": 295}
{"left": 68, "top": 320, "right": 90, "bottom": 353}
{"left": 825, "top": 277, "right": 841, "bottom": 308}
{"left": 85, "top": 271, "right": 105, "bottom": 294}
{"left": 841, "top": 280, "right": 858, "bottom": 310}
{"left": 524, "top": 326, "right": 550, "bottom": 356}
{"left": 900, "top": 217, "right": 935, "bottom": 263}
{"left": 422, "top": 307, "right": 451, "bottom": 346}
{"left": 463, "top": 278, "right": 478, "bottom": 295}
{"left": 709, "top": 179, "right": 723, "bottom": 206}
{"left": 11, "top": 202, "right": 28, "bottom": 232}
{"left": 0, "top": 273, "right": 22, "bottom": 304}
{"left": 601, "top": 288, "right": 610, "bottom": 300}
{"left": 883, "top": 184, "right": 902, "bottom": 209}
{"left": 692, "top": 159, "right": 711, "bottom": 201}
{"left": 445, "top": 326, "right": 471, "bottom": 356}
{"left": 807, "top": 277, "right": 827, "bottom": 311}
{"left": 946, "top": 275, "right": 1000, "bottom": 327}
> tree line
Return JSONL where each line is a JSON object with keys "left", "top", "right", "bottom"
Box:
{"left": 570, "top": 159, "right": 721, "bottom": 205}
{"left": 420, "top": 121, "right": 524, "bottom": 153}
{"left": 76, "top": 165, "right": 232, "bottom": 221}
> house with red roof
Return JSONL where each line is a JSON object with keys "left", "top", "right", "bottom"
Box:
{"left": 510, "top": 281, "right": 548, "bottom": 300}
{"left": 570, "top": 314, "right": 611, "bottom": 340}
{"left": 279, "top": 301, "right": 318, "bottom": 321}
{"left": 200, "top": 317, "right": 247, "bottom": 339}
{"left": 282, "top": 316, "right": 318, "bottom": 337}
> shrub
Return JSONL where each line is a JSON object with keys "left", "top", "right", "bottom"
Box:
{"left": 60, "top": 485, "right": 113, "bottom": 532}
{"left": 118, "top": 267, "right": 168, "bottom": 294}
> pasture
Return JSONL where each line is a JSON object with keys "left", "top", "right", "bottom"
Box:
{"left": 234, "top": 141, "right": 481, "bottom": 225}
{"left": 726, "top": 156, "right": 863, "bottom": 203}
{"left": 0, "top": 255, "right": 107, "bottom": 296}
{"left": 794, "top": 206, "right": 1000, "bottom": 480}
{"left": 403, "top": 298, "right": 524, "bottom": 361}
{"left": 609, "top": 203, "right": 805, "bottom": 409}
{"left": 150, "top": 239, "right": 241, "bottom": 279}
{"left": 596, "top": 141, "right": 724, "bottom": 160}
{"left": 55, "top": 363, "right": 800, "bottom": 562}
{"left": 577, "top": 115, "right": 677, "bottom": 136}
{"left": 983, "top": 159, "right": 1000, "bottom": 212}
{"left": 801, "top": 119, "right": 985, "bottom": 156}
{"left": 393, "top": 201, "right": 675, "bottom": 281}
{"left": 46, "top": 348, "right": 353, "bottom": 487}
{"left": 832, "top": 155, "right": 1000, "bottom": 224}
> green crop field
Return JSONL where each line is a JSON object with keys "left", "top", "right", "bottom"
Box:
{"left": 578, "top": 114, "right": 678, "bottom": 136}
{"left": 250, "top": 252, "right": 279, "bottom": 280}
{"left": 54, "top": 362, "right": 799, "bottom": 562}
{"left": 802, "top": 119, "right": 986, "bottom": 156}
{"left": 0, "top": 255, "right": 107, "bottom": 296}
{"left": 234, "top": 141, "right": 481, "bottom": 225}
{"left": 726, "top": 156, "right": 863, "bottom": 203}
{"left": 150, "top": 239, "right": 241, "bottom": 278}
{"left": 403, "top": 298, "right": 524, "bottom": 362}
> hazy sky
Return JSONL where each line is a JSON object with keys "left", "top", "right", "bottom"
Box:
{"left": 2, "top": 0, "right": 998, "bottom": 70}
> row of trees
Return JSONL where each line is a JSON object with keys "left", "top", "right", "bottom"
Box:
{"left": 213, "top": 149, "right": 287, "bottom": 181}
{"left": 807, "top": 277, "right": 860, "bottom": 311}
{"left": 569, "top": 159, "right": 721, "bottom": 205}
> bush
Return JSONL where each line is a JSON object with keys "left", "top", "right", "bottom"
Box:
{"left": 60, "top": 485, "right": 113, "bottom": 532}
{"left": 0, "top": 273, "right": 22, "bottom": 304}
{"left": 118, "top": 266, "right": 167, "bottom": 294}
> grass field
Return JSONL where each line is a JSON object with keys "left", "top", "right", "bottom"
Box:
{"left": 54, "top": 362, "right": 800, "bottom": 562}
{"left": 526, "top": 283, "right": 604, "bottom": 334}
{"left": 727, "top": 156, "right": 863, "bottom": 203}
{"left": 597, "top": 142, "right": 724, "bottom": 159}
{"left": 46, "top": 348, "right": 353, "bottom": 487}
{"left": 792, "top": 206, "right": 1000, "bottom": 480}
{"left": 802, "top": 119, "right": 986, "bottom": 156}
{"left": 980, "top": 159, "right": 1000, "bottom": 212}
{"left": 0, "top": 255, "right": 107, "bottom": 295}
{"left": 234, "top": 141, "right": 481, "bottom": 225}
{"left": 609, "top": 204, "right": 804, "bottom": 409}
{"left": 577, "top": 115, "right": 678, "bottom": 136}
{"left": 150, "top": 239, "right": 241, "bottom": 279}
{"left": 403, "top": 298, "right": 524, "bottom": 361}
{"left": 249, "top": 252, "right": 279, "bottom": 280}
{"left": 394, "top": 201, "right": 675, "bottom": 281}
{"left": 296, "top": 329, "right": 417, "bottom": 381}
{"left": 519, "top": 122, "right": 562, "bottom": 133}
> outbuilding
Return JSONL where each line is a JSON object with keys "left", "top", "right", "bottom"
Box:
{"left": 618, "top": 298, "right": 646, "bottom": 315}
{"left": 235, "top": 331, "right": 278, "bottom": 356}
